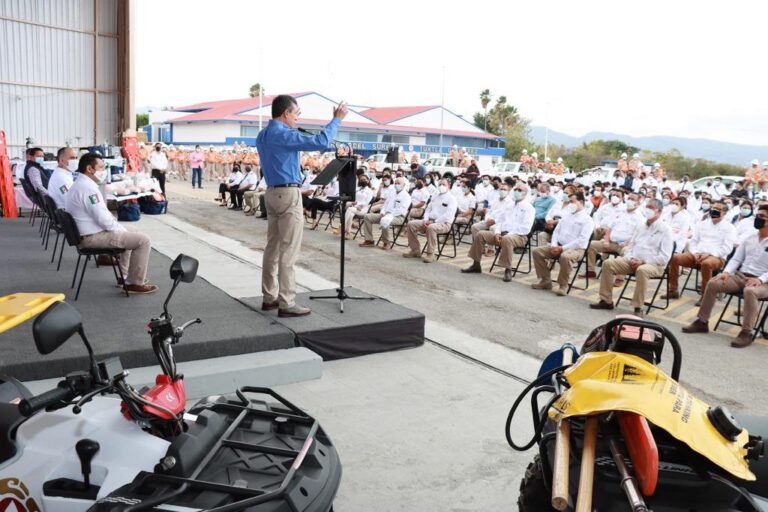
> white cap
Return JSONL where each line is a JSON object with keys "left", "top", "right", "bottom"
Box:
{"left": 621, "top": 152, "right": 627, "bottom": 158}
{"left": 557, "top": 157, "right": 563, "bottom": 163}
{"left": 522, "top": 149, "right": 528, "bottom": 154}
{"left": 653, "top": 162, "right": 661, "bottom": 168}
{"left": 545, "top": 157, "right": 551, "bottom": 163}
{"left": 532, "top": 152, "right": 538, "bottom": 158}
{"left": 452, "top": 144, "right": 458, "bottom": 149}
{"left": 752, "top": 159, "right": 760, "bottom": 166}
{"left": 632, "top": 153, "right": 640, "bottom": 159}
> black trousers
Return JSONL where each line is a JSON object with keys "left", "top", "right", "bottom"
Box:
{"left": 232, "top": 188, "right": 246, "bottom": 208}
{"left": 152, "top": 169, "right": 166, "bottom": 196}
{"left": 307, "top": 198, "right": 335, "bottom": 219}
{"left": 258, "top": 194, "right": 267, "bottom": 218}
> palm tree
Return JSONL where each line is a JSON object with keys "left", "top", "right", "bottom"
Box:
{"left": 480, "top": 89, "right": 492, "bottom": 131}
{"left": 249, "top": 83, "right": 264, "bottom": 98}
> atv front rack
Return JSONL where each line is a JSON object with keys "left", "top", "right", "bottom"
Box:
{"left": 109, "top": 386, "right": 338, "bottom": 512}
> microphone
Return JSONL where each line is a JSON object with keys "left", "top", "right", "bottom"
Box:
{"left": 297, "top": 127, "right": 313, "bottom": 135}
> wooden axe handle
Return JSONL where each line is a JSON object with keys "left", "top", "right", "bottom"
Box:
{"left": 575, "top": 416, "right": 599, "bottom": 512}
{"left": 551, "top": 347, "right": 575, "bottom": 511}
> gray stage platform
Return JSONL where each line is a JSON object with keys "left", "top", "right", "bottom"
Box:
{"left": 0, "top": 219, "right": 295, "bottom": 381}
{"left": 241, "top": 288, "right": 425, "bottom": 360}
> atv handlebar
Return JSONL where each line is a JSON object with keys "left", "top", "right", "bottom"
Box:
{"left": 18, "top": 381, "right": 75, "bottom": 417}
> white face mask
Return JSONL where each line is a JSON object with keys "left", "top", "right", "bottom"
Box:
{"left": 564, "top": 203, "right": 577, "bottom": 214}
{"left": 94, "top": 169, "right": 108, "bottom": 183}
{"left": 671, "top": 205, "right": 681, "bottom": 213}
{"left": 626, "top": 199, "right": 637, "bottom": 210}
{"left": 644, "top": 208, "right": 656, "bottom": 219}
{"left": 610, "top": 195, "right": 621, "bottom": 205}
{"left": 67, "top": 159, "right": 78, "bottom": 171}
{"left": 438, "top": 185, "right": 449, "bottom": 194}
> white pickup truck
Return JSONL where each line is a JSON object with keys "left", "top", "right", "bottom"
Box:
{"left": 422, "top": 156, "right": 470, "bottom": 180}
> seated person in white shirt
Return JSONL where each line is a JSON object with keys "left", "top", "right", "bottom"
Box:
{"left": 307, "top": 178, "right": 340, "bottom": 221}
{"left": 532, "top": 191, "right": 595, "bottom": 296}
{"left": 218, "top": 164, "right": 244, "bottom": 206}
{"left": 234, "top": 165, "right": 258, "bottom": 213}
{"left": 360, "top": 177, "right": 412, "bottom": 250}
{"left": 471, "top": 178, "right": 514, "bottom": 239}
{"left": 589, "top": 199, "right": 673, "bottom": 317}
{"left": 244, "top": 175, "right": 268, "bottom": 217}
{"left": 664, "top": 196, "right": 693, "bottom": 253}
{"left": 734, "top": 200, "right": 757, "bottom": 246}
{"left": 301, "top": 168, "right": 320, "bottom": 212}
{"left": 409, "top": 178, "right": 431, "bottom": 219}
{"left": 723, "top": 196, "right": 740, "bottom": 224}
{"left": 64, "top": 153, "right": 157, "bottom": 294}
{"left": 592, "top": 188, "right": 627, "bottom": 240}
{"left": 370, "top": 171, "right": 394, "bottom": 213}
{"left": 683, "top": 205, "right": 768, "bottom": 348}
{"left": 462, "top": 183, "right": 535, "bottom": 281}
{"left": 47, "top": 146, "right": 78, "bottom": 209}
{"left": 474, "top": 174, "right": 494, "bottom": 219}
{"left": 455, "top": 178, "right": 477, "bottom": 225}
{"left": 404, "top": 178, "right": 458, "bottom": 263}
{"left": 665, "top": 200, "right": 736, "bottom": 302}
{"left": 340, "top": 175, "right": 374, "bottom": 239}
{"left": 539, "top": 183, "right": 577, "bottom": 245}
{"left": 583, "top": 192, "right": 643, "bottom": 278}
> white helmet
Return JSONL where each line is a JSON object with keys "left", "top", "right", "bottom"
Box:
{"left": 763, "top": 161, "right": 768, "bottom": 167}
{"left": 545, "top": 157, "right": 551, "bottom": 163}
{"left": 653, "top": 162, "right": 661, "bottom": 168}
{"left": 621, "top": 152, "right": 627, "bottom": 159}
{"left": 522, "top": 149, "right": 528, "bottom": 155}
{"left": 752, "top": 159, "right": 760, "bottom": 166}
{"left": 532, "top": 152, "right": 538, "bottom": 158}
{"left": 452, "top": 144, "right": 458, "bottom": 149}
{"left": 557, "top": 157, "right": 563, "bottom": 163}
{"left": 632, "top": 153, "right": 640, "bottom": 159}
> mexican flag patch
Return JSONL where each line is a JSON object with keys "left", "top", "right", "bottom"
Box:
{"left": 59, "top": 185, "right": 68, "bottom": 194}
{"left": 88, "top": 194, "right": 100, "bottom": 205}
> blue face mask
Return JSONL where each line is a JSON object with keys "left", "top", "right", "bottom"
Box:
{"left": 395, "top": 184, "right": 403, "bottom": 192}
{"left": 35, "top": 157, "right": 44, "bottom": 165}
{"left": 513, "top": 190, "right": 523, "bottom": 200}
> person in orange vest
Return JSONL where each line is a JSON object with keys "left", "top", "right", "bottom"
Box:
{"left": 760, "top": 161, "right": 768, "bottom": 194}
{"left": 543, "top": 157, "right": 553, "bottom": 173}
{"left": 628, "top": 152, "right": 642, "bottom": 173}
{"left": 530, "top": 152, "right": 539, "bottom": 171}
{"left": 553, "top": 157, "right": 565, "bottom": 176}
{"left": 166, "top": 145, "right": 178, "bottom": 178}
{"left": 745, "top": 159, "right": 760, "bottom": 191}
{"left": 176, "top": 148, "right": 188, "bottom": 181}
{"left": 448, "top": 145, "right": 459, "bottom": 167}
{"left": 222, "top": 150, "right": 233, "bottom": 177}
{"left": 138, "top": 143, "right": 150, "bottom": 173}
{"left": 617, "top": 152, "right": 629, "bottom": 172}
{"left": 204, "top": 146, "right": 216, "bottom": 181}
{"left": 520, "top": 149, "right": 532, "bottom": 172}
{"left": 652, "top": 162, "right": 665, "bottom": 180}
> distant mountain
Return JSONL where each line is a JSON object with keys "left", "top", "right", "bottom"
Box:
{"left": 530, "top": 126, "right": 767, "bottom": 166}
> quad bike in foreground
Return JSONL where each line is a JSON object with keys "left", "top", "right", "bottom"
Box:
{"left": 0, "top": 254, "right": 340, "bottom": 511}
{"left": 509, "top": 315, "right": 768, "bottom": 511}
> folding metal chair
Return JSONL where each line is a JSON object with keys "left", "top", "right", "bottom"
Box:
{"left": 377, "top": 205, "right": 412, "bottom": 249}
{"left": 422, "top": 212, "right": 460, "bottom": 260}
{"left": 489, "top": 232, "right": 533, "bottom": 276}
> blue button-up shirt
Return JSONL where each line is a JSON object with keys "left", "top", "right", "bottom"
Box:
{"left": 255, "top": 118, "right": 341, "bottom": 187}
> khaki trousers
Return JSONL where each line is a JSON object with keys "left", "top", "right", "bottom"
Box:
{"left": 471, "top": 220, "right": 491, "bottom": 238}
{"left": 344, "top": 205, "right": 367, "bottom": 233}
{"left": 587, "top": 240, "right": 624, "bottom": 273}
{"left": 668, "top": 252, "right": 724, "bottom": 296}
{"left": 697, "top": 272, "right": 768, "bottom": 330}
{"left": 469, "top": 231, "right": 526, "bottom": 268}
{"left": 262, "top": 187, "right": 303, "bottom": 308}
{"left": 532, "top": 246, "right": 584, "bottom": 287}
{"left": 363, "top": 213, "right": 404, "bottom": 243}
{"left": 407, "top": 220, "right": 451, "bottom": 254}
{"left": 79, "top": 226, "right": 151, "bottom": 286}
{"left": 599, "top": 257, "right": 664, "bottom": 308}
{"left": 244, "top": 190, "right": 265, "bottom": 210}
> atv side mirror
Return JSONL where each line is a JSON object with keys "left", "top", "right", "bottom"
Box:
{"left": 170, "top": 254, "right": 198, "bottom": 284}
{"left": 32, "top": 301, "right": 82, "bottom": 355}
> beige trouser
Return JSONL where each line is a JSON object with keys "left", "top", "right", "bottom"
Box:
{"left": 587, "top": 240, "right": 624, "bottom": 273}
{"left": 79, "top": 226, "right": 151, "bottom": 286}
{"left": 244, "top": 190, "right": 265, "bottom": 210}
{"left": 363, "top": 213, "right": 404, "bottom": 242}
{"left": 470, "top": 231, "right": 527, "bottom": 268}
{"left": 262, "top": 187, "right": 303, "bottom": 308}
{"left": 538, "top": 231, "right": 552, "bottom": 246}
{"left": 599, "top": 257, "right": 664, "bottom": 308}
{"left": 410, "top": 207, "right": 425, "bottom": 219}
{"left": 204, "top": 162, "right": 215, "bottom": 180}
{"left": 532, "top": 246, "right": 585, "bottom": 287}
{"left": 697, "top": 271, "right": 768, "bottom": 330}
{"left": 471, "top": 220, "right": 491, "bottom": 238}
{"left": 344, "top": 205, "right": 367, "bottom": 233}
{"left": 407, "top": 220, "right": 451, "bottom": 254}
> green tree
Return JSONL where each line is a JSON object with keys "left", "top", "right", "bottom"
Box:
{"left": 479, "top": 89, "right": 492, "bottom": 131}
{"left": 504, "top": 118, "right": 536, "bottom": 160}
{"left": 136, "top": 113, "right": 149, "bottom": 128}
{"left": 249, "top": 83, "right": 264, "bottom": 98}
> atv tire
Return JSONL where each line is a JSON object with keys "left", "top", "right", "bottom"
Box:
{"left": 518, "top": 455, "right": 558, "bottom": 512}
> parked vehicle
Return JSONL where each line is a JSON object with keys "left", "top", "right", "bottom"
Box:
{"left": 0, "top": 254, "right": 341, "bottom": 511}
{"left": 691, "top": 175, "right": 745, "bottom": 190}
{"left": 510, "top": 316, "right": 767, "bottom": 511}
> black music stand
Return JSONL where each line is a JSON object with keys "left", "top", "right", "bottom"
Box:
{"left": 309, "top": 156, "right": 375, "bottom": 312}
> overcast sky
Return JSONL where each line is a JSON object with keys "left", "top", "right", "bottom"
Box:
{"left": 135, "top": 0, "right": 768, "bottom": 146}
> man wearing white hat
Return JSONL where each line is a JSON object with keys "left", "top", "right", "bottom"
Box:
{"left": 745, "top": 159, "right": 761, "bottom": 197}
{"left": 618, "top": 152, "right": 629, "bottom": 172}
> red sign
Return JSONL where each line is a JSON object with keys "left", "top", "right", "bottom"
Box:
{"left": 0, "top": 131, "right": 18, "bottom": 218}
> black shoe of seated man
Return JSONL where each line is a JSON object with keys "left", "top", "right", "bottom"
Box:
{"left": 589, "top": 300, "right": 614, "bottom": 310}
{"left": 261, "top": 300, "right": 279, "bottom": 311}
{"left": 461, "top": 261, "right": 481, "bottom": 274}
{"left": 503, "top": 269, "right": 513, "bottom": 282}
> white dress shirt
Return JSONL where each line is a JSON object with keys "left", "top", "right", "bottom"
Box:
{"left": 594, "top": 202, "right": 627, "bottom": 229}
{"left": 353, "top": 186, "right": 374, "bottom": 208}
{"left": 64, "top": 175, "right": 123, "bottom": 236}
{"left": 551, "top": 209, "right": 594, "bottom": 250}
{"left": 495, "top": 199, "right": 535, "bottom": 236}
{"left": 383, "top": 189, "right": 412, "bottom": 217}
{"left": 689, "top": 218, "right": 736, "bottom": 259}
{"left": 227, "top": 170, "right": 244, "bottom": 186}
{"left": 149, "top": 150, "right": 168, "bottom": 170}
{"left": 725, "top": 233, "right": 768, "bottom": 282}
{"left": 735, "top": 216, "right": 757, "bottom": 245}
{"left": 457, "top": 192, "right": 477, "bottom": 213}
{"left": 487, "top": 196, "right": 513, "bottom": 222}
{"left": 411, "top": 187, "right": 431, "bottom": 205}
{"left": 378, "top": 184, "right": 395, "bottom": 201}
{"left": 624, "top": 218, "right": 673, "bottom": 266}
{"left": 474, "top": 183, "right": 493, "bottom": 204}
{"left": 47, "top": 167, "right": 75, "bottom": 209}
{"left": 608, "top": 209, "right": 645, "bottom": 243}
{"left": 239, "top": 171, "right": 259, "bottom": 190}
{"left": 424, "top": 191, "right": 458, "bottom": 224}
{"left": 666, "top": 209, "right": 693, "bottom": 253}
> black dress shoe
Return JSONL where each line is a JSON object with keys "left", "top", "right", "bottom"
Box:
{"left": 503, "top": 269, "right": 513, "bottom": 282}
{"left": 261, "top": 300, "right": 279, "bottom": 311}
{"left": 589, "top": 300, "right": 614, "bottom": 310}
{"left": 461, "top": 262, "right": 482, "bottom": 274}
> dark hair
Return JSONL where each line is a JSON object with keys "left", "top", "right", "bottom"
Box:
{"left": 503, "top": 176, "right": 515, "bottom": 186}
{"left": 758, "top": 205, "right": 768, "bottom": 215}
{"left": 27, "top": 147, "right": 43, "bottom": 157}
{"left": 673, "top": 196, "right": 687, "bottom": 209}
{"left": 244, "top": 165, "right": 252, "bottom": 173}
{"left": 77, "top": 152, "right": 102, "bottom": 173}
{"left": 56, "top": 147, "right": 70, "bottom": 160}
{"left": 233, "top": 164, "right": 241, "bottom": 172}
{"left": 570, "top": 191, "right": 586, "bottom": 204}
{"left": 713, "top": 200, "right": 727, "bottom": 210}
{"left": 272, "top": 95, "right": 298, "bottom": 118}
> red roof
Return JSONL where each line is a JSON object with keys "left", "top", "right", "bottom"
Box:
{"left": 173, "top": 93, "right": 309, "bottom": 122}
{"left": 359, "top": 105, "right": 437, "bottom": 124}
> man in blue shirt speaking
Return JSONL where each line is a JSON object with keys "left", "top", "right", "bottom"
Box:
{"left": 256, "top": 94, "right": 348, "bottom": 317}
